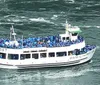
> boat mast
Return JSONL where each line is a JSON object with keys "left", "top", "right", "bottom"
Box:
{"left": 10, "top": 25, "right": 16, "bottom": 41}
{"left": 65, "top": 20, "right": 70, "bottom": 34}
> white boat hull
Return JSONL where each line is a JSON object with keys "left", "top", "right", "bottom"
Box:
{"left": 0, "top": 48, "right": 96, "bottom": 69}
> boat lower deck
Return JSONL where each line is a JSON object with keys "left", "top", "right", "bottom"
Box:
{"left": 0, "top": 48, "right": 96, "bottom": 69}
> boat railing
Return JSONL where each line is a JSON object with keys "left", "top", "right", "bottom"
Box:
{"left": 0, "top": 35, "right": 84, "bottom": 49}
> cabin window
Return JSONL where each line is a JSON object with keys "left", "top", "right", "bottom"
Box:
{"left": 56, "top": 52, "right": 67, "bottom": 57}
{"left": 0, "top": 53, "right": 6, "bottom": 59}
{"left": 32, "top": 54, "right": 39, "bottom": 59}
{"left": 74, "top": 49, "right": 80, "bottom": 55}
{"left": 25, "top": 54, "right": 30, "bottom": 59}
{"left": 8, "top": 54, "right": 19, "bottom": 60}
{"left": 20, "top": 54, "right": 30, "bottom": 60}
{"left": 72, "top": 33, "right": 77, "bottom": 36}
{"left": 20, "top": 54, "right": 25, "bottom": 60}
{"left": 62, "top": 37, "right": 65, "bottom": 40}
{"left": 40, "top": 53, "right": 47, "bottom": 58}
{"left": 66, "top": 37, "right": 69, "bottom": 40}
{"left": 49, "top": 52, "right": 55, "bottom": 57}
{"left": 68, "top": 51, "right": 73, "bottom": 56}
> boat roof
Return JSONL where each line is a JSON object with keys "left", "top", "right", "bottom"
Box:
{"left": 68, "top": 27, "right": 82, "bottom": 33}
{"left": 66, "top": 24, "right": 82, "bottom": 33}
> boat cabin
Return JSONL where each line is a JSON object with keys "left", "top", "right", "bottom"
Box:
{"left": 60, "top": 24, "right": 81, "bottom": 41}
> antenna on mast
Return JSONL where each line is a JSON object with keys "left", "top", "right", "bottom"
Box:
{"left": 65, "top": 20, "right": 70, "bottom": 33}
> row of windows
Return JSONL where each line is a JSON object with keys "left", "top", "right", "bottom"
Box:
{"left": 62, "top": 37, "right": 69, "bottom": 41}
{"left": 0, "top": 51, "right": 74, "bottom": 60}
{"left": 62, "top": 33, "right": 78, "bottom": 41}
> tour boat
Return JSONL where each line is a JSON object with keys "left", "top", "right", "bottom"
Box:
{"left": 0, "top": 22, "right": 96, "bottom": 69}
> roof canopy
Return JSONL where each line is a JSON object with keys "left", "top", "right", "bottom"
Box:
{"left": 68, "top": 29, "right": 82, "bottom": 33}
{"left": 66, "top": 24, "right": 82, "bottom": 33}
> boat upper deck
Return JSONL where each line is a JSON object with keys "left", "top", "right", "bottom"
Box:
{"left": 0, "top": 35, "right": 84, "bottom": 49}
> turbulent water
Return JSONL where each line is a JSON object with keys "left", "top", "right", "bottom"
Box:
{"left": 0, "top": 0, "right": 100, "bottom": 85}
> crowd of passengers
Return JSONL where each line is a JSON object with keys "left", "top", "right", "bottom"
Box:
{"left": 71, "top": 45, "right": 96, "bottom": 55}
{"left": 0, "top": 35, "right": 84, "bottom": 48}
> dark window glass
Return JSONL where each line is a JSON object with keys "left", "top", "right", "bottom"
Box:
{"left": 32, "top": 54, "right": 38, "bottom": 59}
{"left": 66, "top": 37, "right": 69, "bottom": 40}
{"left": 20, "top": 54, "right": 25, "bottom": 60}
{"left": 0, "top": 53, "right": 6, "bottom": 59}
{"left": 25, "top": 54, "right": 30, "bottom": 59}
{"left": 20, "top": 54, "right": 30, "bottom": 60}
{"left": 49, "top": 52, "right": 55, "bottom": 57}
{"left": 68, "top": 51, "right": 73, "bottom": 56}
{"left": 56, "top": 52, "right": 67, "bottom": 57}
{"left": 63, "top": 37, "right": 65, "bottom": 40}
{"left": 40, "top": 53, "right": 46, "bottom": 58}
{"left": 72, "top": 33, "right": 77, "bottom": 36}
{"left": 8, "top": 54, "right": 19, "bottom": 60}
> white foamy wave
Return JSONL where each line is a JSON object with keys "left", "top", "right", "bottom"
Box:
{"left": 7, "top": 19, "right": 22, "bottom": 22}
{"left": 4, "top": 15, "right": 27, "bottom": 19}
{"left": 75, "top": 7, "right": 81, "bottom": 10}
{"left": 4, "top": 15, "right": 17, "bottom": 18}
{"left": 0, "top": 68, "right": 100, "bottom": 83}
{"left": 86, "top": 4, "right": 100, "bottom": 8}
{"left": 43, "top": 68, "right": 100, "bottom": 79}
{"left": 44, "top": 0, "right": 59, "bottom": 2}
{"left": 21, "top": 0, "right": 59, "bottom": 3}
{"left": 51, "top": 15, "right": 58, "bottom": 20}
{"left": 20, "top": 16, "right": 27, "bottom": 19}
{"left": 82, "top": 26, "right": 100, "bottom": 28}
{"left": 0, "top": 22, "right": 23, "bottom": 25}
{"left": 4, "top": 15, "right": 28, "bottom": 23}
{"left": 0, "top": 71, "right": 41, "bottom": 83}
{"left": 96, "top": 26, "right": 100, "bottom": 28}
{"left": 0, "top": 22, "right": 14, "bottom": 25}
{"left": 79, "top": 26, "right": 92, "bottom": 28}
{"left": 77, "top": 25, "right": 100, "bottom": 28}
{"left": 29, "top": 18, "right": 54, "bottom": 24}
{"left": 43, "top": 70, "right": 83, "bottom": 79}
{"left": 64, "top": 0, "right": 75, "bottom": 3}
